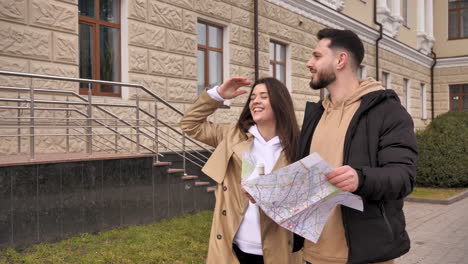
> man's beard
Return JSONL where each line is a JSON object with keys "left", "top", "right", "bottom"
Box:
{"left": 309, "top": 67, "right": 336, "bottom": 90}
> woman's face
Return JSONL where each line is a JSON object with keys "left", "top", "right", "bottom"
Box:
{"left": 249, "top": 83, "right": 275, "bottom": 125}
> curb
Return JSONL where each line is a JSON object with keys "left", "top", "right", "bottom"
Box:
{"left": 405, "top": 189, "right": 468, "bottom": 205}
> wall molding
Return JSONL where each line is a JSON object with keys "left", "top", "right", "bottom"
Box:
{"left": 435, "top": 56, "right": 468, "bottom": 68}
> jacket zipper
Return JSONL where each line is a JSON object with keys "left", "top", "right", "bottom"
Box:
{"left": 379, "top": 201, "right": 394, "bottom": 237}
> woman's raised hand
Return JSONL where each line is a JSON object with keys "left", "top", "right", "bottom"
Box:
{"left": 217, "top": 77, "right": 252, "bottom": 100}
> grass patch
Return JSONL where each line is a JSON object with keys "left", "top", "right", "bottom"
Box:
{"left": 0, "top": 210, "right": 213, "bottom": 264}
{"left": 410, "top": 187, "right": 467, "bottom": 200}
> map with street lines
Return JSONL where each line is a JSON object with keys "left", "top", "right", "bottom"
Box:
{"left": 242, "top": 152, "right": 363, "bottom": 243}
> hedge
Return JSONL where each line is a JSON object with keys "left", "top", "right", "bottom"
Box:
{"left": 415, "top": 111, "right": 468, "bottom": 188}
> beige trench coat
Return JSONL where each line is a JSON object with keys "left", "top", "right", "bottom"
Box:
{"left": 180, "top": 91, "right": 302, "bottom": 264}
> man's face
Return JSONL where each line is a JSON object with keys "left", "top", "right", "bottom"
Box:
{"left": 306, "top": 39, "right": 336, "bottom": 90}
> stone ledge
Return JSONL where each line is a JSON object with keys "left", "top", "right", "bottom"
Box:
{"left": 405, "top": 189, "right": 468, "bottom": 205}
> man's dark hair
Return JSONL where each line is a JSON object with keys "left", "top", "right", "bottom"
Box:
{"left": 317, "top": 28, "right": 364, "bottom": 69}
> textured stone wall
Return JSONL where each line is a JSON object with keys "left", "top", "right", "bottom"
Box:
{"left": 0, "top": 0, "right": 449, "bottom": 156}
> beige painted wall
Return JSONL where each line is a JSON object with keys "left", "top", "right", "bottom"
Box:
{"left": 395, "top": 0, "right": 417, "bottom": 49}
{"left": 341, "top": 0, "right": 375, "bottom": 29}
{"left": 433, "top": 0, "right": 468, "bottom": 57}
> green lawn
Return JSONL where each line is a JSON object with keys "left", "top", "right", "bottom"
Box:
{"left": 410, "top": 187, "right": 467, "bottom": 200}
{"left": 0, "top": 211, "right": 213, "bottom": 264}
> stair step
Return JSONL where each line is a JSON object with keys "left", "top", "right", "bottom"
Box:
{"left": 167, "top": 168, "right": 185, "bottom": 174}
{"left": 206, "top": 186, "right": 217, "bottom": 192}
{"left": 181, "top": 175, "right": 198, "bottom": 180}
{"left": 153, "top": 161, "right": 172, "bottom": 166}
{"left": 195, "top": 181, "right": 211, "bottom": 186}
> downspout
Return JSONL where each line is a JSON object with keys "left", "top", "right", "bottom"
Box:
{"left": 430, "top": 49, "right": 437, "bottom": 120}
{"left": 374, "top": 0, "right": 383, "bottom": 81}
{"left": 254, "top": 0, "right": 259, "bottom": 81}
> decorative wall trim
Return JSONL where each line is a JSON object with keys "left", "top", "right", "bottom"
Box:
{"left": 435, "top": 56, "right": 468, "bottom": 68}
{"left": 266, "top": 0, "right": 433, "bottom": 67}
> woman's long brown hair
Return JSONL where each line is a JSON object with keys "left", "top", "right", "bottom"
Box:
{"left": 237, "top": 78, "right": 299, "bottom": 163}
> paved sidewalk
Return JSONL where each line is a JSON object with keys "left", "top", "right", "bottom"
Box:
{"left": 397, "top": 197, "right": 468, "bottom": 264}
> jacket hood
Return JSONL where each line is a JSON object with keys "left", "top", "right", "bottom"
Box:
{"left": 248, "top": 125, "right": 281, "bottom": 146}
{"left": 322, "top": 77, "right": 384, "bottom": 111}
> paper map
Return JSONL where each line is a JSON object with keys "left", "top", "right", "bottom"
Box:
{"left": 241, "top": 152, "right": 364, "bottom": 243}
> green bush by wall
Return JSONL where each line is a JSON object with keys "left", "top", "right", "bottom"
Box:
{"left": 416, "top": 111, "right": 468, "bottom": 188}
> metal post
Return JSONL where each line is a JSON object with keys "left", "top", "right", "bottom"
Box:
{"left": 114, "top": 119, "right": 118, "bottom": 153}
{"left": 154, "top": 102, "right": 159, "bottom": 162}
{"left": 66, "top": 96, "right": 70, "bottom": 153}
{"left": 135, "top": 88, "right": 140, "bottom": 154}
{"left": 87, "top": 83, "right": 92, "bottom": 156}
{"left": 29, "top": 85, "right": 35, "bottom": 160}
{"left": 17, "top": 91, "right": 21, "bottom": 154}
{"left": 182, "top": 132, "right": 186, "bottom": 175}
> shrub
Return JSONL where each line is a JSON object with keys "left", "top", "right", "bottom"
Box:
{"left": 416, "top": 111, "right": 468, "bottom": 188}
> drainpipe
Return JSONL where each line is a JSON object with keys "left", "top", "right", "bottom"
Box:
{"left": 254, "top": 0, "right": 259, "bottom": 81}
{"left": 374, "top": 0, "right": 383, "bottom": 81}
{"left": 430, "top": 49, "right": 437, "bottom": 120}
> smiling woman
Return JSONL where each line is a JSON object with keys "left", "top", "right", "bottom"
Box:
{"left": 179, "top": 77, "right": 301, "bottom": 264}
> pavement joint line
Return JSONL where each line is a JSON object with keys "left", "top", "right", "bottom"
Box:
{"left": 404, "top": 189, "right": 468, "bottom": 205}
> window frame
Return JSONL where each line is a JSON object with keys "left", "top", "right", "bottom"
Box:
{"left": 382, "top": 71, "right": 391, "bottom": 89}
{"left": 402, "top": 0, "right": 409, "bottom": 27}
{"left": 79, "top": 0, "right": 122, "bottom": 97}
{"left": 197, "top": 20, "right": 224, "bottom": 94}
{"left": 269, "top": 41, "right": 287, "bottom": 84}
{"left": 421, "top": 83, "right": 427, "bottom": 120}
{"left": 449, "top": 84, "right": 468, "bottom": 112}
{"left": 448, "top": 0, "right": 468, "bottom": 40}
{"left": 403, "top": 78, "right": 411, "bottom": 113}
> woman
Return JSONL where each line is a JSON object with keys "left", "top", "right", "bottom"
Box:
{"left": 180, "top": 77, "right": 301, "bottom": 264}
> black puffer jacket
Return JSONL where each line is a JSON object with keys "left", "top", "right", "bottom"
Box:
{"left": 293, "top": 89, "right": 418, "bottom": 264}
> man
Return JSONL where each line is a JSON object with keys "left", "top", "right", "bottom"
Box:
{"left": 293, "top": 28, "right": 418, "bottom": 264}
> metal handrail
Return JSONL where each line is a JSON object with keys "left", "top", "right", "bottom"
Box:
{"left": 0, "top": 70, "right": 212, "bottom": 170}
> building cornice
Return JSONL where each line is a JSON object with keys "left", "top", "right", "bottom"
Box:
{"left": 435, "top": 56, "right": 468, "bottom": 68}
{"left": 265, "top": 0, "right": 433, "bottom": 67}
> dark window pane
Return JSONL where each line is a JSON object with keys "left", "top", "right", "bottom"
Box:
{"left": 100, "top": 25, "right": 120, "bottom": 93}
{"left": 79, "top": 0, "right": 95, "bottom": 18}
{"left": 79, "top": 24, "right": 94, "bottom": 89}
{"left": 462, "top": 0, "right": 468, "bottom": 8}
{"left": 208, "top": 51, "right": 222, "bottom": 88}
{"left": 451, "top": 95, "right": 459, "bottom": 111}
{"left": 449, "top": 11, "right": 458, "bottom": 38}
{"left": 463, "top": 95, "right": 468, "bottom": 111}
{"left": 450, "top": 85, "right": 461, "bottom": 94}
{"left": 463, "top": 84, "right": 468, "bottom": 93}
{"left": 100, "top": 0, "right": 119, "bottom": 23}
{"left": 208, "top": 26, "right": 222, "bottom": 48}
{"left": 276, "top": 64, "right": 285, "bottom": 83}
{"left": 197, "top": 50, "right": 205, "bottom": 95}
{"left": 461, "top": 9, "right": 468, "bottom": 37}
{"left": 449, "top": 0, "right": 459, "bottom": 9}
{"left": 276, "top": 44, "right": 285, "bottom": 62}
{"left": 197, "top": 23, "right": 206, "bottom": 45}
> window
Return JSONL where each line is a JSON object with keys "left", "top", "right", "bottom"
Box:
{"left": 79, "top": 0, "right": 121, "bottom": 96}
{"left": 450, "top": 84, "right": 468, "bottom": 112}
{"left": 382, "top": 72, "right": 391, "bottom": 89}
{"left": 197, "top": 21, "right": 223, "bottom": 95}
{"left": 356, "top": 65, "right": 366, "bottom": 79}
{"left": 269, "top": 41, "right": 286, "bottom": 83}
{"left": 449, "top": 0, "right": 468, "bottom": 39}
{"left": 421, "top": 83, "right": 427, "bottom": 119}
{"left": 402, "top": 0, "right": 409, "bottom": 27}
{"left": 404, "top": 78, "right": 411, "bottom": 113}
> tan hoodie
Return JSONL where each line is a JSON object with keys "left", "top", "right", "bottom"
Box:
{"left": 303, "top": 78, "right": 389, "bottom": 264}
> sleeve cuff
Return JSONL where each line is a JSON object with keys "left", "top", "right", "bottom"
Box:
{"left": 207, "top": 85, "right": 225, "bottom": 102}
{"left": 352, "top": 167, "right": 365, "bottom": 194}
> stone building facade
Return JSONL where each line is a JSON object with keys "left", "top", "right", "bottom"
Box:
{"left": 0, "top": 0, "right": 467, "bottom": 155}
